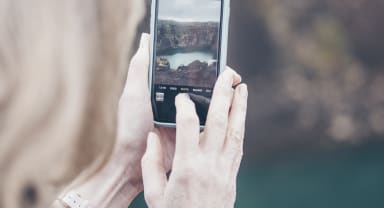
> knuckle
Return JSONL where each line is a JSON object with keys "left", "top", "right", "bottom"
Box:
{"left": 174, "top": 171, "right": 193, "bottom": 185}
{"left": 227, "top": 144, "right": 243, "bottom": 158}
{"left": 200, "top": 174, "right": 213, "bottom": 188}
{"left": 173, "top": 162, "right": 198, "bottom": 184}
{"left": 227, "top": 128, "right": 244, "bottom": 149}
{"left": 211, "top": 172, "right": 227, "bottom": 189}
{"left": 209, "top": 111, "right": 227, "bottom": 127}
{"left": 198, "top": 162, "right": 227, "bottom": 188}
{"left": 191, "top": 167, "right": 213, "bottom": 188}
{"left": 215, "top": 87, "right": 233, "bottom": 100}
{"left": 224, "top": 130, "right": 245, "bottom": 162}
{"left": 179, "top": 164, "right": 196, "bottom": 177}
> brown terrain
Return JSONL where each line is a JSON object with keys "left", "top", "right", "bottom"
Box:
{"left": 156, "top": 20, "right": 219, "bottom": 54}
{"left": 155, "top": 59, "right": 217, "bottom": 88}
{"left": 154, "top": 20, "right": 219, "bottom": 88}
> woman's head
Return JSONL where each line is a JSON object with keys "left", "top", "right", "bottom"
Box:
{"left": 0, "top": 0, "right": 144, "bottom": 207}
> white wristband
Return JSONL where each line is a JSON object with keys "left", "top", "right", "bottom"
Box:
{"left": 61, "top": 191, "right": 92, "bottom": 208}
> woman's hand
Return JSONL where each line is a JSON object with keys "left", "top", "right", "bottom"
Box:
{"left": 68, "top": 33, "right": 246, "bottom": 208}
{"left": 67, "top": 34, "right": 175, "bottom": 207}
{"left": 142, "top": 69, "right": 248, "bottom": 208}
{"left": 115, "top": 33, "right": 176, "bottom": 180}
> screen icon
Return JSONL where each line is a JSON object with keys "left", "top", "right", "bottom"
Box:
{"left": 156, "top": 92, "right": 165, "bottom": 102}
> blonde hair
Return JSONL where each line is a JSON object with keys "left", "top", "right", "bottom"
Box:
{"left": 0, "top": 0, "right": 144, "bottom": 207}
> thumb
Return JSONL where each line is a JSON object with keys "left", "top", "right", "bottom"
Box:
{"left": 121, "top": 33, "right": 150, "bottom": 103}
{"left": 142, "top": 132, "right": 166, "bottom": 207}
{"left": 125, "top": 33, "right": 150, "bottom": 90}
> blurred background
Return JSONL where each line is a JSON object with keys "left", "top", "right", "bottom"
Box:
{"left": 131, "top": 0, "right": 384, "bottom": 207}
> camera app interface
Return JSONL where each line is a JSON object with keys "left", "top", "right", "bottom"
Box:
{"left": 152, "top": 0, "right": 223, "bottom": 125}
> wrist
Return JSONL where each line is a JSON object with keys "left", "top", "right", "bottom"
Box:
{"left": 111, "top": 145, "right": 145, "bottom": 185}
{"left": 71, "top": 152, "right": 143, "bottom": 208}
{"left": 109, "top": 149, "right": 144, "bottom": 195}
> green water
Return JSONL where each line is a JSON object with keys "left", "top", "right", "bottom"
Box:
{"left": 129, "top": 141, "right": 384, "bottom": 208}
{"left": 162, "top": 51, "right": 214, "bottom": 69}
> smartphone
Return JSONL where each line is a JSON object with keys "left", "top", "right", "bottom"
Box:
{"left": 149, "top": 0, "right": 230, "bottom": 128}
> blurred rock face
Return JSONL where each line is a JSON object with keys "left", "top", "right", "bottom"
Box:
{"left": 328, "top": 0, "right": 384, "bottom": 68}
{"left": 227, "top": 0, "right": 384, "bottom": 156}
{"left": 141, "top": 0, "right": 384, "bottom": 155}
{"left": 156, "top": 20, "right": 218, "bottom": 53}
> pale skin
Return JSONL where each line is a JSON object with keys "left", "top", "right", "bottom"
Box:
{"left": 60, "top": 33, "right": 248, "bottom": 207}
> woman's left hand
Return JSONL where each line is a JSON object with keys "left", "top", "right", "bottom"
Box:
{"left": 58, "top": 34, "right": 175, "bottom": 208}
{"left": 115, "top": 33, "right": 176, "bottom": 187}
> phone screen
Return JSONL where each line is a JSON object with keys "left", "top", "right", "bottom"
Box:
{"left": 151, "top": 0, "right": 224, "bottom": 125}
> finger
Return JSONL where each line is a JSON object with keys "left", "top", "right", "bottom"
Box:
{"left": 226, "top": 66, "right": 242, "bottom": 86}
{"left": 124, "top": 33, "right": 150, "bottom": 91}
{"left": 142, "top": 132, "right": 166, "bottom": 207}
{"left": 120, "top": 33, "right": 150, "bottom": 104}
{"left": 156, "top": 127, "right": 176, "bottom": 171}
{"left": 223, "top": 84, "right": 248, "bottom": 158}
{"left": 202, "top": 67, "right": 241, "bottom": 152}
{"left": 174, "top": 94, "right": 200, "bottom": 160}
{"left": 223, "top": 84, "right": 247, "bottom": 201}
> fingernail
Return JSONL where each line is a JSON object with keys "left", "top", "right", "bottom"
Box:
{"left": 177, "top": 93, "right": 190, "bottom": 100}
{"left": 224, "top": 68, "right": 241, "bottom": 84}
{"left": 239, "top": 84, "right": 248, "bottom": 97}
{"left": 175, "top": 94, "right": 191, "bottom": 107}
{"left": 227, "top": 67, "right": 241, "bottom": 79}
{"left": 235, "top": 73, "right": 242, "bottom": 83}
{"left": 230, "top": 68, "right": 241, "bottom": 80}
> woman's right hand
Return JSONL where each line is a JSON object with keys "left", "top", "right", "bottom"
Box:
{"left": 141, "top": 69, "right": 248, "bottom": 208}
